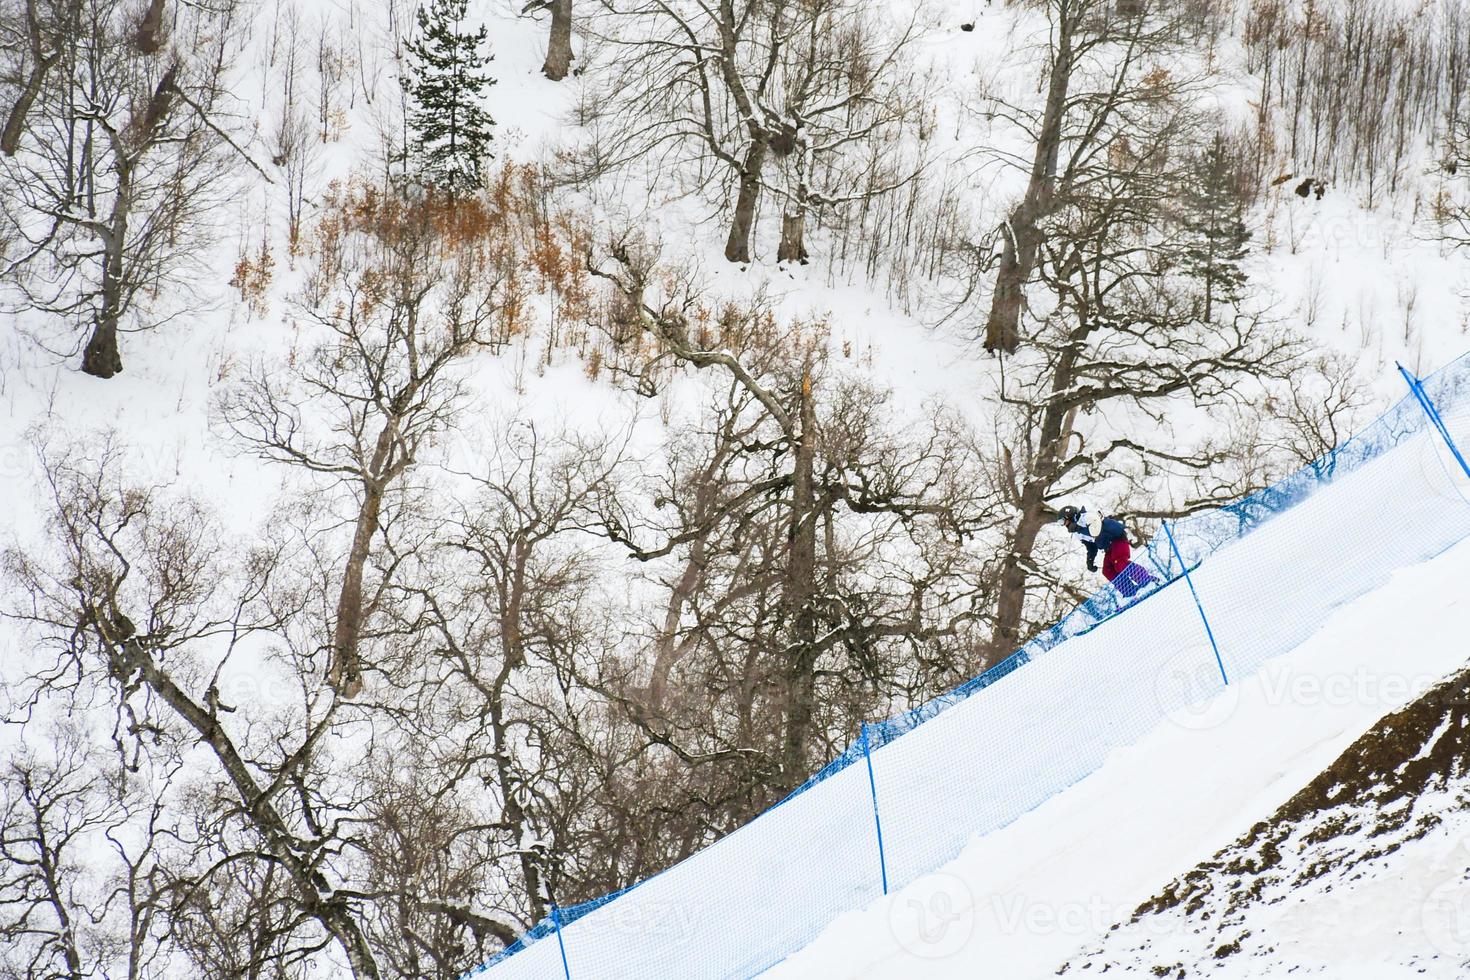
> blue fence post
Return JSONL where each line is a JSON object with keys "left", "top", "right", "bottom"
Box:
{"left": 1398, "top": 362, "right": 1470, "bottom": 481}
{"left": 860, "top": 723, "right": 890, "bottom": 895}
{"left": 551, "top": 904, "right": 572, "bottom": 980}
{"left": 1164, "top": 522, "right": 1229, "bottom": 687}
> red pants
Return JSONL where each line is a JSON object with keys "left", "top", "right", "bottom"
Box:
{"left": 1101, "top": 537, "right": 1131, "bottom": 581}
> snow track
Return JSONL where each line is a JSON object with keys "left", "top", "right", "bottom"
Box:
{"left": 475, "top": 366, "right": 1470, "bottom": 979}
{"left": 771, "top": 535, "right": 1470, "bottom": 978}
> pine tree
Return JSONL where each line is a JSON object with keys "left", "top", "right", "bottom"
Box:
{"left": 1178, "top": 134, "right": 1251, "bottom": 320}
{"left": 401, "top": 0, "right": 496, "bottom": 193}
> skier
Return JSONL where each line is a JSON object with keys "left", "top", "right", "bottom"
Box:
{"left": 1057, "top": 505, "right": 1154, "bottom": 597}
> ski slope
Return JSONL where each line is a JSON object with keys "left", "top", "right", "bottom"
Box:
{"left": 767, "top": 534, "right": 1470, "bottom": 978}
{"left": 471, "top": 357, "right": 1470, "bottom": 980}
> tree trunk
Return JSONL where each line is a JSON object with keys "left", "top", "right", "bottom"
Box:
{"left": 777, "top": 211, "right": 807, "bottom": 264}
{"left": 139, "top": 63, "right": 179, "bottom": 136}
{"left": 80, "top": 320, "right": 122, "bottom": 379}
{"left": 648, "top": 538, "right": 704, "bottom": 714}
{"left": 489, "top": 607, "right": 548, "bottom": 924}
{"left": 35, "top": 843, "right": 84, "bottom": 979}
{"left": 79, "top": 66, "right": 177, "bottom": 380}
{"left": 82, "top": 171, "right": 131, "bottom": 380}
{"left": 984, "top": 222, "right": 1039, "bottom": 354}
{"left": 542, "top": 0, "right": 573, "bottom": 81}
{"left": 983, "top": 16, "right": 1073, "bottom": 354}
{"left": 1, "top": 52, "right": 59, "bottom": 156}
{"left": 2, "top": 0, "right": 61, "bottom": 157}
{"left": 778, "top": 145, "right": 810, "bottom": 264}
{"left": 330, "top": 420, "right": 402, "bottom": 697}
{"left": 329, "top": 479, "right": 384, "bottom": 698}
{"left": 990, "top": 345, "right": 1083, "bottom": 655}
{"left": 991, "top": 490, "right": 1047, "bottom": 659}
{"left": 135, "top": 0, "right": 166, "bottom": 54}
{"left": 724, "top": 140, "right": 767, "bottom": 264}
{"left": 779, "top": 370, "right": 819, "bottom": 786}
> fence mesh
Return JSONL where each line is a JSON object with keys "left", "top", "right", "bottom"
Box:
{"left": 468, "top": 354, "right": 1470, "bottom": 980}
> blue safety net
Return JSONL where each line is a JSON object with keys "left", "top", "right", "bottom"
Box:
{"left": 467, "top": 353, "right": 1470, "bottom": 980}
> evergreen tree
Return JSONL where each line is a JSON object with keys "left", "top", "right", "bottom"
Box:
{"left": 401, "top": 0, "right": 496, "bottom": 193}
{"left": 1178, "top": 134, "right": 1251, "bottom": 320}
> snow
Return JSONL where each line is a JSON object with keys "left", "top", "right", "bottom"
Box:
{"left": 470, "top": 385, "right": 1470, "bottom": 978}
{"left": 6, "top": 0, "right": 1470, "bottom": 976}
{"left": 1410, "top": 714, "right": 1458, "bottom": 765}
{"left": 1202, "top": 803, "right": 1470, "bottom": 977}
{"left": 1069, "top": 775, "right": 1470, "bottom": 976}
{"left": 765, "top": 533, "right": 1470, "bottom": 979}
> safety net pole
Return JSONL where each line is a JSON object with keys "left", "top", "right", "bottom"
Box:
{"left": 1164, "top": 521, "right": 1229, "bottom": 686}
{"left": 860, "top": 723, "right": 890, "bottom": 895}
{"left": 1398, "top": 362, "right": 1470, "bottom": 482}
{"left": 551, "top": 904, "right": 571, "bottom": 980}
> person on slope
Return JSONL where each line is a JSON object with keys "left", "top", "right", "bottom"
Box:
{"left": 1057, "top": 505, "right": 1153, "bottom": 597}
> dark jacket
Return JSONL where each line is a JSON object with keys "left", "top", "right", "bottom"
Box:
{"left": 1072, "top": 515, "right": 1127, "bottom": 568}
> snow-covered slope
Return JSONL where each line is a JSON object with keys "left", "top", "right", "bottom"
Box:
{"left": 1060, "top": 658, "right": 1470, "bottom": 977}
{"left": 10, "top": 1, "right": 1470, "bottom": 978}
{"left": 765, "top": 534, "right": 1470, "bottom": 978}
{"left": 468, "top": 351, "right": 1470, "bottom": 979}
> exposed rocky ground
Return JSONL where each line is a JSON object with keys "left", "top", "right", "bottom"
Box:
{"left": 1062, "top": 662, "right": 1470, "bottom": 977}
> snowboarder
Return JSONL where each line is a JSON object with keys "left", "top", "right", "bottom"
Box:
{"left": 1057, "top": 505, "right": 1154, "bottom": 597}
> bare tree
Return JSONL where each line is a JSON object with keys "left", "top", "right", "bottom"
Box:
{"left": 982, "top": 101, "right": 1302, "bottom": 657}
{"left": 975, "top": 0, "right": 1189, "bottom": 353}
{"left": 0, "top": 0, "right": 67, "bottom": 157}
{"left": 381, "top": 424, "right": 626, "bottom": 924}
{"left": 3, "top": 435, "right": 384, "bottom": 977}
{"left": 1256, "top": 352, "right": 1368, "bottom": 473}
{"left": 581, "top": 232, "right": 995, "bottom": 800}
{"left": 0, "top": 0, "right": 255, "bottom": 378}
{"left": 0, "top": 725, "right": 190, "bottom": 979}
{"left": 1247, "top": 0, "right": 1460, "bottom": 204}
{"left": 221, "top": 183, "right": 520, "bottom": 698}
{"left": 585, "top": 0, "right": 925, "bottom": 263}
{"left": 0, "top": 729, "right": 112, "bottom": 979}
{"left": 268, "top": 1, "right": 321, "bottom": 250}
